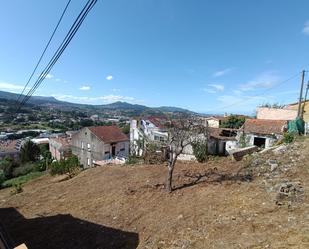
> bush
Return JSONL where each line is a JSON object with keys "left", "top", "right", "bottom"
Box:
{"left": 50, "top": 155, "right": 80, "bottom": 177}
{"left": 1, "top": 172, "right": 44, "bottom": 188}
{"left": 11, "top": 183, "right": 23, "bottom": 195}
{"left": 192, "top": 139, "right": 208, "bottom": 163}
{"left": 12, "top": 163, "right": 35, "bottom": 178}
{"left": 34, "top": 161, "right": 47, "bottom": 172}
{"left": 283, "top": 132, "right": 294, "bottom": 144}
{"left": 126, "top": 155, "right": 139, "bottom": 165}
{"left": 0, "top": 157, "right": 19, "bottom": 179}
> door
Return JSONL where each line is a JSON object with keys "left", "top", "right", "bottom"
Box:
{"left": 112, "top": 145, "right": 116, "bottom": 157}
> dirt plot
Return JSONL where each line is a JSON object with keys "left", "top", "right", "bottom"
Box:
{"left": 0, "top": 140, "right": 309, "bottom": 249}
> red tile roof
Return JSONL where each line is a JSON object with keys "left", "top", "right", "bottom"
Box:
{"left": 88, "top": 126, "right": 128, "bottom": 143}
{"left": 147, "top": 116, "right": 168, "bottom": 129}
{"left": 243, "top": 119, "right": 287, "bottom": 135}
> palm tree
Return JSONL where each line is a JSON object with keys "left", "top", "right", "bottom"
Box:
{"left": 21, "top": 140, "right": 40, "bottom": 163}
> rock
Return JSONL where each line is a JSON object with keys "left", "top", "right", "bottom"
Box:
{"left": 177, "top": 214, "right": 184, "bottom": 220}
{"left": 273, "top": 145, "right": 288, "bottom": 155}
{"left": 267, "top": 159, "right": 278, "bottom": 171}
{"left": 275, "top": 181, "right": 304, "bottom": 206}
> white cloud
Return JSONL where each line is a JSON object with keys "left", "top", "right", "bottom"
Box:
{"left": 79, "top": 86, "right": 90, "bottom": 91}
{"left": 213, "top": 68, "right": 232, "bottom": 78}
{"left": 239, "top": 71, "right": 280, "bottom": 91}
{"left": 203, "top": 89, "right": 216, "bottom": 94}
{"left": 101, "top": 94, "right": 134, "bottom": 103}
{"left": 0, "top": 82, "right": 29, "bottom": 92}
{"left": 302, "top": 20, "right": 309, "bottom": 35}
{"left": 55, "top": 78, "right": 61, "bottom": 82}
{"left": 208, "top": 84, "right": 224, "bottom": 91}
{"left": 106, "top": 75, "right": 113, "bottom": 80}
{"left": 45, "top": 74, "right": 53, "bottom": 79}
{"left": 203, "top": 84, "right": 225, "bottom": 94}
{"left": 52, "top": 94, "right": 138, "bottom": 104}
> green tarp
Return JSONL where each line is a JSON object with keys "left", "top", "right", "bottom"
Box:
{"left": 288, "top": 117, "right": 305, "bottom": 134}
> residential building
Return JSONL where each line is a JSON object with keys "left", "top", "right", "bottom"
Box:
{"left": 130, "top": 116, "right": 168, "bottom": 157}
{"left": 49, "top": 137, "right": 72, "bottom": 161}
{"left": 130, "top": 116, "right": 238, "bottom": 159}
{"left": 204, "top": 116, "right": 226, "bottom": 128}
{"left": 239, "top": 119, "right": 288, "bottom": 148}
{"left": 71, "top": 126, "right": 129, "bottom": 168}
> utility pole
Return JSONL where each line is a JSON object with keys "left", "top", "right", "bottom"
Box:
{"left": 297, "top": 70, "right": 306, "bottom": 118}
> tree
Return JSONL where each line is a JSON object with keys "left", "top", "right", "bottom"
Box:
{"left": 21, "top": 140, "right": 40, "bottom": 163}
{"left": 192, "top": 139, "right": 208, "bottom": 163}
{"left": 220, "top": 115, "right": 245, "bottom": 129}
{"left": 165, "top": 117, "right": 208, "bottom": 192}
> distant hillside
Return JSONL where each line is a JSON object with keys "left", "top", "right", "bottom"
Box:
{"left": 0, "top": 90, "right": 195, "bottom": 116}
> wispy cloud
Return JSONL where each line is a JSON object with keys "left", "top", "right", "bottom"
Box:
{"left": 79, "top": 86, "right": 90, "bottom": 91}
{"left": 45, "top": 74, "right": 53, "bottom": 79}
{"left": 203, "top": 89, "right": 216, "bottom": 94}
{"left": 106, "top": 75, "right": 113, "bottom": 80}
{"left": 52, "top": 94, "right": 138, "bottom": 104}
{"left": 0, "top": 82, "right": 29, "bottom": 92}
{"left": 203, "top": 84, "right": 225, "bottom": 94}
{"left": 213, "top": 68, "right": 232, "bottom": 78}
{"left": 239, "top": 71, "right": 280, "bottom": 91}
{"left": 302, "top": 20, "right": 309, "bottom": 35}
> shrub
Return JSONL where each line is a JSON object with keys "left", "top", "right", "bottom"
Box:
{"left": 126, "top": 155, "right": 139, "bottom": 165}
{"left": 0, "top": 157, "right": 18, "bottom": 179}
{"left": 283, "top": 132, "right": 294, "bottom": 144}
{"left": 1, "top": 172, "right": 44, "bottom": 188}
{"left": 11, "top": 183, "right": 23, "bottom": 195}
{"left": 50, "top": 155, "right": 80, "bottom": 177}
{"left": 192, "top": 139, "right": 208, "bottom": 163}
{"left": 12, "top": 163, "right": 35, "bottom": 178}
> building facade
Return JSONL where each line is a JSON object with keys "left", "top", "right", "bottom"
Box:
{"left": 71, "top": 126, "right": 129, "bottom": 168}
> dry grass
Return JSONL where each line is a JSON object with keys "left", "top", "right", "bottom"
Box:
{"left": 0, "top": 140, "right": 309, "bottom": 249}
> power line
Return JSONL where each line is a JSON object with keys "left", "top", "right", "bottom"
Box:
{"left": 17, "top": 0, "right": 97, "bottom": 111}
{"left": 208, "top": 72, "right": 301, "bottom": 113}
{"left": 16, "top": 0, "right": 72, "bottom": 103}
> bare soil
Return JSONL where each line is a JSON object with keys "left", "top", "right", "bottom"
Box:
{"left": 0, "top": 139, "right": 309, "bottom": 249}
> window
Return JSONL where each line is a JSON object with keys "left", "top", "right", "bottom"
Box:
{"left": 120, "top": 148, "right": 125, "bottom": 152}
{"left": 87, "top": 158, "right": 90, "bottom": 166}
{"left": 87, "top": 143, "right": 91, "bottom": 151}
{"left": 81, "top": 141, "right": 84, "bottom": 149}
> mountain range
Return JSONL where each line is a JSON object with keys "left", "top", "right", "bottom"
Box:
{"left": 0, "top": 90, "right": 195, "bottom": 115}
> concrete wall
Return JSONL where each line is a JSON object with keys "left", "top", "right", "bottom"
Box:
{"left": 206, "top": 119, "right": 220, "bottom": 128}
{"left": 257, "top": 107, "right": 297, "bottom": 120}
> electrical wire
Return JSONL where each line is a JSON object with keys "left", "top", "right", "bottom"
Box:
{"left": 16, "top": 0, "right": 72, "bottom": 103}
{"left": 17, "top": 0, "right": 97, "bottom": 111}
{"left": 207, "top": 72, "right": 302, "bottom": 113}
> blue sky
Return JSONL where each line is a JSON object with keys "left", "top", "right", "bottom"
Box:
{"left": 1, "top": 0, "right": 309, "bottom": 114}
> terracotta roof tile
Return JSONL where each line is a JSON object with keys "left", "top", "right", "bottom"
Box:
{"left": 243, "top": 119, "right": 287, "bottom": 135}
{"left": 88, "top": 126, "right": 128, "bottom": 143}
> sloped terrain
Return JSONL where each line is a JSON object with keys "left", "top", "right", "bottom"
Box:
{"left": 0, "top": 139, "right": 308, "bottom": 249}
